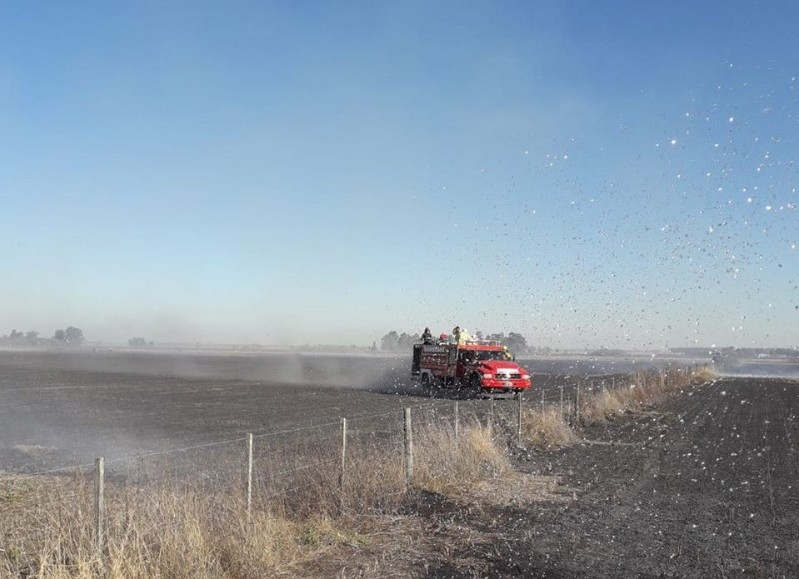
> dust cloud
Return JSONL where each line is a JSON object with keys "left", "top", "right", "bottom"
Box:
{"left": 0, "top": 349, "right": 415, "bottom": 474}
{"left": 1, "top": 349, "right": 408, "bottom": 389}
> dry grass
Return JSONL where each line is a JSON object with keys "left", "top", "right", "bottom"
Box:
{"left": 523, "top": 366, "right": 717, "bottom": 441}
{"left": 580, "top": 389, "right": 631, "bottom": 423}
{"left": 0, "top": 475, "right": 383, "bottom": 579}
{"left": 1, "top": 480, "right": 305, "bottom": 579}
{"left": 0, "top": 416, "right": 514, "bottom": 578}
{"left": 521, "top": 407, "right": 578, "bottom": 448}
{"left": 691, "top": 367, "right": 717, "bottom": 384}
{"left": 579, "top": 366, "right": 716, "bottom": 426}
{"left": 415, "top": 422, "right": 510, "bottom": 496}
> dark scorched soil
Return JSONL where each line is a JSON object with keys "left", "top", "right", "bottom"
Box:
{"left": 419, "top": 377, "right": 799, "bottom": 578}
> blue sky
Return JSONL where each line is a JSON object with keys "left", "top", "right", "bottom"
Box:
{"left": 1, "top": 1, "right": 797, "bottom": 348}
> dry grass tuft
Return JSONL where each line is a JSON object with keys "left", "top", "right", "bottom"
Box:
{"left": 522, "top": 407, "right": 578, "bottom": 449}
{"left": 337, "top": 450, "right": 407, "bottom": 515}
{"left": 415, "top": 422, "right": 510, "bottom": 496}
{"left": 691, "top": 367, "right": 717, "bottom": 384}
{"left": 581, "top": 389, "right": 630, "bottom": 424}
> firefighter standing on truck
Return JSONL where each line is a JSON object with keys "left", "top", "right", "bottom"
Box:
{"left": 421, "top": 327, "right": 433, "bottom": 344}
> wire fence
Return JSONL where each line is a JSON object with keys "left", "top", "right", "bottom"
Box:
{"left": 0, "top": 364, "right": 709, "bottom": 572}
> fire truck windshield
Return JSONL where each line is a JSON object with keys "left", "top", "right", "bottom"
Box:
{"left": 474, "top": 350, "right": 507, "bottom": 361}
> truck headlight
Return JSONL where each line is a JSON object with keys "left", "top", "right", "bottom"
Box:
{"left": 483, "top": 373, "right": 492, "bottom": 379}
{"left": 522, "top": 374, "right": 530, "bottom": 380}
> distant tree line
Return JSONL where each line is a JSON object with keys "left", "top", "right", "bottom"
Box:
{"left": 378, "top": 329, "right": 536, "bottom": 354}
{"left": 54, "top": 327, "right": 85, "bottom": 344}
{"left": 0, "top": 327, "right": 85, "bottom": 346}
{"left": 479, "top": 332, "right": 530, "bottom": 354}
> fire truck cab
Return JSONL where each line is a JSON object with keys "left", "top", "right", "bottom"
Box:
{"left": 411, "top": 341, "right": 532, "bottom": 397}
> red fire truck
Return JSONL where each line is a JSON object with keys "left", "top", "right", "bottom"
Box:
{"left": 411, "top": 341, "right": 532, "bottom": 397}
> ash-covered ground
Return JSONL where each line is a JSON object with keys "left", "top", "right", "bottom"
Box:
{"left": 417, "top": 376, "right": 799, "bottom": 578}
{"left": 0, "top": 348, "right": 696, "bottom": 471}
{"left": 2, "top": 349, "right": 797, "bottom": 577}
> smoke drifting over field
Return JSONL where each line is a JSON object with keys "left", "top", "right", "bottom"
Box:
{"left": 715, "top": 360, "right": 799, "bottom": 380}
{"left": 0, "top": 350, "right": 414, "bottom": 473}
{"left": 1, "top": 349, "right": 407, "bottom": 388}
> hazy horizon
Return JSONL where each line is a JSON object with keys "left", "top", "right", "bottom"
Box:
{"left": 2, "top": 2, "right": 797, "bottom": 350}
{"left": 2, "top": 331, "right": 795, "bottom": 353}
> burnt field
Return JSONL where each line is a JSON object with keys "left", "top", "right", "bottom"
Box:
{"left": 2, "top": 349, "right": 798, "bottom": 577}
{"left": 0, "top": 348, "right": 689, "bottom": 472}
{"left": 414, "top": 374, "right": 799, "bottom": 578}
{"left": 0, "top": 349, "right": 418, "bottom": 471}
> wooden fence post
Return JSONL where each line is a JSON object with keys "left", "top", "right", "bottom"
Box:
{"left": 95, "top": 457, "right": 105, "bottom": 558}
{"left": 339, "top": 418, "right": 347, "bottom": 489}
{"left": 487, "top": 398, "right": 494, "bottom": 439}
{"left": 246, "top": 433, "right": 253, "bottom": 525}
{"left": 404, "top": 408, "right": 413, "bottom": 486}
{"left": 517, "top": 392, "right": 523, "bottom": 444}
{"left": 454, "top": 401, "right": 459, "bottom": 455}
{"left": 575, "top": 384, "right": 581, "bottom": 422}
{"left": 560, "top": 385, "right": 564, "bottom": 418}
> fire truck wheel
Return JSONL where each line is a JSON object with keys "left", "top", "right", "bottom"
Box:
{"left": 469, "top": 373, "right": 482, "bottom": 392}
